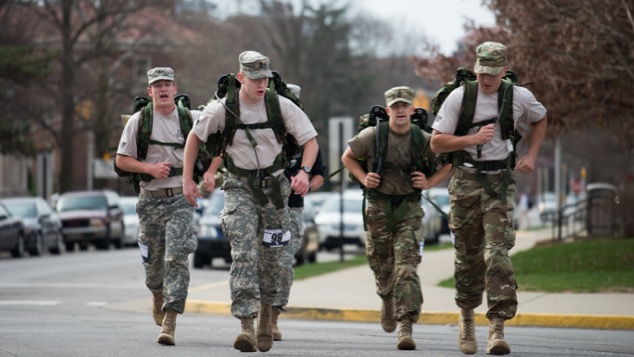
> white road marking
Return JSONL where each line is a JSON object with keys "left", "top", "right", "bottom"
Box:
{"left": 0, "top": 300, "right": 60, "bottom": 306}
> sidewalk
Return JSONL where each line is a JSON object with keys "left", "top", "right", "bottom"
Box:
{"left": 184, "top": 228, "right": 634, "bottom": 330}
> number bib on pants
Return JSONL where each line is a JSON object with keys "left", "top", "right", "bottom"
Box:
{"left": 262, "top": 228, "right": 291, "bottom": 248}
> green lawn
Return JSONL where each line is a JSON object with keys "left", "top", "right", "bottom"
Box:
{"left": 438, "top": 238, "right": 634, "bottom": 293}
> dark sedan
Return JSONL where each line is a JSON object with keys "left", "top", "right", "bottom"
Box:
{"left": 0, "top": 201, "right": 26, "bottom": 258}
{"left": 1, "top": 197, "right": 65, "bottom": 255}
{"left": 193, "top": 189, "right": 318, "bottom": 269}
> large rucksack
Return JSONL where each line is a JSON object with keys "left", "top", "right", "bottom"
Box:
{"left": 205, "top": 71, "right": 303, "bottom": 170}
{"left": 430, "top": 66, "right": 521, "bottom": 167}
{"left": 203, "top": 71, "right": 307, "bottom": 209}
{"left": 115, "top": 94, "right": 211, "bottom": 193}
{"left": 352, "top": 105, "right": 436, "bottom": 185}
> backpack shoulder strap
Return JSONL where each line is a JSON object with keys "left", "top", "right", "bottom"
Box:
{"left": 498, "top": 80, "right": 515, "bottom": 141}
{"left": 455, "top": 81, "right": 478, "bottom": 136}
{"left": 224, "top": 88, "right": 241, "bottom": 147}
{"left": 264, "top": 88, "right": 286, "bottom": 144}
{"left": 137, "top": 105, "right": 153, "bottom": 160}
{"left": 373, "top": 120, "right": 389, "bottom": 174}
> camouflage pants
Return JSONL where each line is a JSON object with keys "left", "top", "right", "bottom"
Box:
{"left": 137, "top": 193, "right": 197, "bottom": 314}
{"left": 221, "top": 175, "right": 291, "bottom": 318}
{"left": 449, "top": 168, "right": 517, "bottom": 320}
{"left": 366, "top": 196, "right": 423, "bottom": 322}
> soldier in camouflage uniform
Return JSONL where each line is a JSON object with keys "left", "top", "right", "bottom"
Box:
{"left": 116, "top": 67, "right": 200, "bottom": 346}
{"left": 342, "top": 86, "right": 452, "bottom": 351}
{"left": 182, "top": 51, "right": 318, "bottom": 353}
{"left": 431, "top": 42, "right": 548, "bottom": 355}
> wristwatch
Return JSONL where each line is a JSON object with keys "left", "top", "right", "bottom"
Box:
{"left": 301, "top": 165, "right": 311, "bottom": 173}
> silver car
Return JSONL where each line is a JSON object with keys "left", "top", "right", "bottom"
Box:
{"left": 0, "top": 197, "right": 64, "bottom": 255}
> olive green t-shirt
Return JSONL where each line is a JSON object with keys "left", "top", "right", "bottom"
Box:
{"left": 348, "top": 126, "right": 430, "bottom": 196}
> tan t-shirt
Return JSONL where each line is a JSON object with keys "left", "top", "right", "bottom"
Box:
{"left": 117, "top": 107, "right": 202, "bottom": 190}
{"left": 193, "top": 94, "right": 317, "bottom": 171}
{"left": 348, "top": 126, "right": 430, "bottom": 196}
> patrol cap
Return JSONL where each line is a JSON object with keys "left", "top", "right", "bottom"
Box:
{"left": 384, "top": 86, "right": 415, "bottom": 107}
{"left": 239, "top": 51, "right": 273, "bottom": 79}
{"left": 473, "top": 41, "right": 507, "bottom": 76}
{"left": 147, "top": 67, "right": 175, "bottom": 85}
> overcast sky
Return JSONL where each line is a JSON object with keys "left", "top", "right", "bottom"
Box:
{"left": 218, "top": 0, "right": 496, "bottom": 56}
{"left": 351, "top": 0, "right": 496, "bottom": 55}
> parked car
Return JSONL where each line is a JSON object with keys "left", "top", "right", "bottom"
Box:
{"left": 193, "top": 188, "right": 319, "bottom": 269}
{"left": 296, "top": 210, "right": 319, "bottom": 265}
{"left": 314, "top": 189, "right": 367, "bottom": 251}
{"left": 55, "top": 190, "right": 125, "bottom": 251}
{"left": 420, "top": 196, "right": 443, "bottom": 245}
{"left": 119, "top": 196, "right": 140, "bottom": 247}
{"left": 423, "top": 187, "right": 451, "bottom": 235}
{"left": 0, "top": 197, "right": 64, "bottom": 255}
{"left": 303, "top": 191, "right": 337, "bottom": 220}
{"left": 538, "top": 192, "right": 558, "bottom": 222}
{"left": 0, "top": 201, "right": 26, "bottom": 258}
{"left": 193, "top": 189, "right": 231, "bottom": 269}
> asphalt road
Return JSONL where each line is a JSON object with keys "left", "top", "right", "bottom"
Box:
{"left": 1, "top": 248, "right": 633, "bottom": 357}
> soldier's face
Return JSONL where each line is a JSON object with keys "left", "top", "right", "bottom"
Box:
{"left": 148, "top": 80, "right": 177, "bottom": 109}
{"left": 238, "top": 73, "right": 269, "bottom": 104}
{"left": 476, "top": 70, "right": 506, "bottom": 94}
{"left": 386, "top": 102, "right": 414, "bottom": 129}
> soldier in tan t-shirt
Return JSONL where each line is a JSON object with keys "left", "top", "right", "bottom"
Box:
{"left": 181, "top": 51, "right": 318, "bottom": 353}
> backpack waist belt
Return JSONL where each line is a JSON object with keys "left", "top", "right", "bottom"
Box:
{"left": 455, "top": 167, "right": 505, "bottom": 180}
{"left": 454, "top": 166, "right": 513, "bottom": 202}
{"left": 367, "top": 190, "right": 421, "bottom": 204}
{"left": 226, "top": 170, "right": 284, "bottom": 188}
{"left": 462, "top": 159, "right": 509, "bottom": 171}
{"left": 138, "top": 167, "right": 183, "bottom": 183}
{"left": 225, "top": 159, "right": 286, "bottom": 210}
{"left": 140, "top": 186, "right": 183, "bottom": 198}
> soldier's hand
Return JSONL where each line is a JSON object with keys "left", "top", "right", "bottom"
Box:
{"left": 183, "top": 179, "right": 201, "bottom": 207}
{"left": 202, "top": 170, "right": 216, "bottom": 193}
{"left": 150, "top": 162, "right": 172, "bottom": 179}
{"left": 291, "top": 171, "right": 310, "bottom": 196}
{"left": 515, "top": 155, "right": 536, "bottom": 174}
{"left": 411, "top": 171, "right": 429, "bottom": 190}
{"left": 364, "top": 172, "right": 380, "bottom": 189}
{"left": 473, "top": 123, "right": 495, "bottom": 145}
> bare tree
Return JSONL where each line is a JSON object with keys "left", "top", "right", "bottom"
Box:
{"left": 486, "top": 0, "right": 634, "bottom": 155}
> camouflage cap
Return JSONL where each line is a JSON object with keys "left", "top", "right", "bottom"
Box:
{"left": 474, "top": 41, "right": 507, "bottom": 75}
{"left": 239, "top": 51, "right": 273, "bottom": 79}
{"left": 384, "top": 86, "right": 415, "bottom": 107}
{"left": 147, "top": 67, "right": 175, "bottom": 85}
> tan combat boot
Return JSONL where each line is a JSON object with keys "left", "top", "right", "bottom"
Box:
{"left": 234, "top": 317, "right": 257, "bottom": 352}
{"left": 152, "top": 292, "right": 165, "bottom": 327}
{"left": 157, "top": 310, "right": 177, "bottom": 345}
{"left": 381, "top": 298, "right": 396, "bottom": 333}
{"left": 396, "top": 317, "right": 416, "bottom": 350}
{"left": 257, "top": 303, "right": 274, "bottom": 352}
{"left": 486, "top": 317, "right": 510, "bottom": 355}
{"left": 458, "top": 309, "right": 477, "bottom": 354}
{"left": 272, "top": 307, "right": 282, "bottom": 341}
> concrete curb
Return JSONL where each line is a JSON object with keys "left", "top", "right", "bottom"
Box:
{"left": 186, "top": 300, "right": 634, "bottom": 331}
